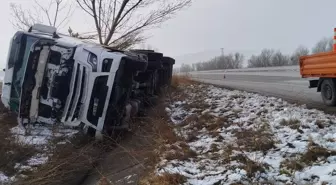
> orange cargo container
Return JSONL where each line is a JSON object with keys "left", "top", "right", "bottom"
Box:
{"left": 300, "top": 51, "right": 336, "bottom": 78}
{"left": 300, "top": 51, "right": 336, "bottom": 106}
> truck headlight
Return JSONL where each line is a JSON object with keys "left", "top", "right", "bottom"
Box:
{"left": 88, "top": 53, "right": 98, "bottom": 72}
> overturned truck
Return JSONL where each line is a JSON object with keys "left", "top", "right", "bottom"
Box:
{"left": 1, "top": 24, "right": 174, "bottom": 139}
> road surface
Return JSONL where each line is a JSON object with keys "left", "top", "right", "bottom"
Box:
{"left": 190, "top": 68, "right": 336, "bottom": 113}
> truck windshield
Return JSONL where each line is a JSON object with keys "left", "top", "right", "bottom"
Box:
{"left": 10, "top": 35, "right": 39, "bottom": 111}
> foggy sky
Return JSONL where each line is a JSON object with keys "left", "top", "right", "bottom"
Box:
{"left": 1, "top": 0, "right": 336, "bottom": 68}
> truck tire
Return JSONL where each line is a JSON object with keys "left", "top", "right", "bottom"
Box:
{"left": 321, "top": 79, "right": 336, "bottom": 106}
{"left": 130, "top": 50, "right": 163, "bottom": 70}
{"left": 162, "top": 57, "right": 175, "bottom": 65}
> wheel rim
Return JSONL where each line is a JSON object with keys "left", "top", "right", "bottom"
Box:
{"left": 323, "top": 84, "right": 333, "bottom": 100}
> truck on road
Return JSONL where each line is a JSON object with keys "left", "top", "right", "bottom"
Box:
{"left": 1, "top": 24, "right": 174, "bottom": 139}
{"left": 300, "top": 31, "right": 336, "bottom": 106}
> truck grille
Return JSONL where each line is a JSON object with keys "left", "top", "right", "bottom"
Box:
{"left": 62, "top": 63, "right": 87, "bottom": 123}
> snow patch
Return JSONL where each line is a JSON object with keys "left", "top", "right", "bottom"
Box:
{"left": 158, "top": 84, "right": 336, "bottom": 184}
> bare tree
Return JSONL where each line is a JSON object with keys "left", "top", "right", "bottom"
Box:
{"left": 10, "top": 0, "right": 73, "bottom": 30}
{"left": 233, "top": 52, "right": 244, "bottom": 69}
{"left": 75, "top": 0, "right": 191, "bottom": 49}
{"left": 248, "top": 49, "right": 275, "bottom": 68}
{"left": 248, "top": 49, "right": 292, "bottom": 68}
{"left": 290, "top": 46, "right": 309, "bottom": 65}
{"left": 248, "top": 55, "right": 260, "bottom": 68}
{"left": 312, "top": 37, "right": 333, "bottom": 54}
{"left": 193, "top": 52, "right": 244, "bottom": 71}
{"left": 271, "top": 51, "right": 290, "bottom": 66}
{"left": 180, "top": 63, "right": 193, "bottom": 73}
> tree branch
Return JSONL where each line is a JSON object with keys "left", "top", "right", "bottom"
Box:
{"left": 98, "top": 0, "right": 102, "bottom": 30}
{"left": 90, "top": 0, "right": 103, "bottom": 44}
{"left": 53, "top": 0, "right": 61, "bottom": 26}
{"left": 104, "top": 0, "right": 130, "bottom": 45}
{"left": 57, "top": 2, "right": 74, "bottom": 28}
{"left": 116, "top": 0, "right": 143, "bottom": 25}
{"left": 75, "top": 0, "right": 94, "bottom": 17}
{"left": 34, "top": 0, "right": 53, "bottom": 26}
{"left": 75, "top": 0, "right": 191, "bottom": 48}
{"left": 11, "top": 0, "right": 75, "bottom": 31}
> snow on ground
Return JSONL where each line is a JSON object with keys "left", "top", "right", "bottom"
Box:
{"left": 0, "top": 124, "right": 79, "bottom": 184}
{"left": 11, "top": 125, "right": 78, "bottom": 146}
{"left": 160, "top": 84, "right": 336, "bottom": 185}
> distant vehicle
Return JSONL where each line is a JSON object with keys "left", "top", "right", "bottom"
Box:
{"left": 300, "top": 29, "right": 336, "bottom": 106}
{"left": 1, "top": 24, "right": 174, "bottom": 139}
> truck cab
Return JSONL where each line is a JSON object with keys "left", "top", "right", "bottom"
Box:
{"left": 2, "top": 24, "right": 147, "bottom": 138}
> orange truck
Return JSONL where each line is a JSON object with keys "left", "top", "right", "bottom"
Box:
{"left": 300, "top": 29, "right": 336, "bottom": 106}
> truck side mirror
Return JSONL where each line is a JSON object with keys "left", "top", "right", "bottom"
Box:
{"left": 2, "top": 69, "right": 5, "bottom": 72}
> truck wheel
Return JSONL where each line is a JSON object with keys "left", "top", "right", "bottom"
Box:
{"left": 321, "top": 79, "right": 336, "bottom": 106}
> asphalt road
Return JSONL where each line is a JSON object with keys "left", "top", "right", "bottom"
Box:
{"left": 190, "top": 70, "right": 336, "bottom": 113}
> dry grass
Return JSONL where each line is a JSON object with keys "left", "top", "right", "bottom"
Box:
{"left": 141, "top": 105, "right": 193, "bottom": 161}
{"left": 97, "top": 177, "right": 112, "bottom": 185}
{"left": 207, "top": 116, "right": 229, "bottom": 131}
{"left": 234, "top": 123, "right": 276, "bottom": 152}
{"left": 315, "top": 120, "right": 327, "bottom": 129}
{"left": 181, "top": 113, "right": 229, "bottom": 133}
{"left": 139, "top": 172, "right": 186, "bottom": 185}
{"left": 219, "top": 145, "right": 235, "bottom": 164}
{"left": 13, "top": 133, "right": 100, "bottom": 185}
{"left": 232, "top": 154, "right": 269, "bottom": 178}
{"left": 184, "top": 100, "right": 211, "bottom": 111}
{"left": 164, "top": 142, "right": 197, "bottom": 161}
{"left": 139, "top": 81, "right": 198, "bottom": 184}
{"left": 0, "top": 101, "right": 104, "bottom": 185}
{"left": 171, "top": 74, "right": 195, "bottom": 89}
{"left": 0, "top": 108, "right": 40, "bottom": 177}
{"left": 300, "top": 141, "right": 336, "bottom": 165}
{"left": 279, "top": 118, "right": 301, "bottom": 131}
{"left": 218, "top": 145, "right": 271, "bottom": 178}
{"left": 280, "top": 158, "right": 304, "bottom": 172}
{"left": 281, "top": 141, "right": 336, "bottom": 173}
{"left": 169, "top": 75, "right": 199, "bottom": 102}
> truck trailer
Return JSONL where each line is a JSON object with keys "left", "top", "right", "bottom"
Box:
{"left": 1, "top": 24, "right": 175, "bottom": 139}
{"left": 300, "top": 28, "right": 336, "bottom": 106}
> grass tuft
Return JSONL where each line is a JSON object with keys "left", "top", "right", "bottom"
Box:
{"left": 300, "top": 141, "right": 336, "bottom": 165}
{"left": 0, "top": 111, "right": 40, "bottom": 177}
{"left": 279, "top": 118, "right": 301, "bottom": 130}
{"left": 13, "top": 133, "right": 99, "bottom": 185}
{"left": 171, "top": 75, "right": 194, "bottom": 89}
{"left": 280, "top": 158, "right": 304, "bottom": 171}
{"left": 139, "top": 173, "right": 186, "bottom": 185}
{"left": 232, "top": 154, "right": 269, "bottom": 178}
{"left": 234, "top": 127, "right": 275, "bottom": 152}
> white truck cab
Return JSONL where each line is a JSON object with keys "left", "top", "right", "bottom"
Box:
{"left": 2, "top": 24, "right": 147, "bottom": 139}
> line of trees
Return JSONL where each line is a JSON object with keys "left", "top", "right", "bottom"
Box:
{"left": 248, "top": 37, "right": 332, "bottom": 68}
{"left": 179, "top": 52, "right": 244, "bottom": 72}
{"left": 179, "top": 37, "right": 334, "bottom": 72}
{"left": 247, "top": 47, "right": 309, "bottom": 68}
